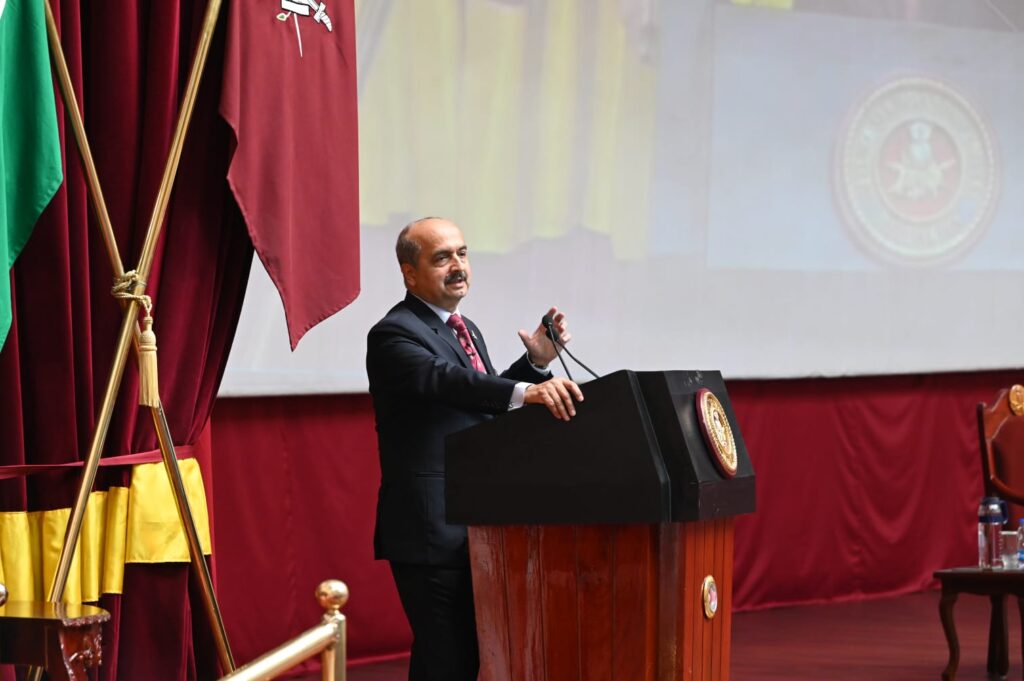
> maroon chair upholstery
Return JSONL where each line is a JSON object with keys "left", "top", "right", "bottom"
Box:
{"left": 978, "top": 385, "right": 1024, "bottom": 527}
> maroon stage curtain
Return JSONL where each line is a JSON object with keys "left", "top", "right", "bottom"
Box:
{"left": 209, "top": 370, "right": 1021, "bottom": 666}
{"left": 210, "top": 395, "right": 410, "bottom": 672}
{"left": 728, "top": 371, "right": 1018, "bottom": 611}
{"left": 0, "top": 0, "right": 252, "bottom": 677}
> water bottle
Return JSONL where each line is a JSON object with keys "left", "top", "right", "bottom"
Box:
{"left": 978, "top": 496, "right": 1007, "bottom": 569}
{"left": 1017, "top": 519, "right": 1024, "bottom": 568}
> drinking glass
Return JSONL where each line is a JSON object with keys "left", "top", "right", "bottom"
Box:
{"left": 1001, "top": 530, "right": 1019, "bottom": 569}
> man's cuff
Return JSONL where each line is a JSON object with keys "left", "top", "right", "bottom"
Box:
{"left": 509, "top": 382, "right": 529, "bottom": 410}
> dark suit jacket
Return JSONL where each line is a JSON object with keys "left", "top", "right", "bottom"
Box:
{"left": 367, "top": 293, "right": 548, "bottom": 566}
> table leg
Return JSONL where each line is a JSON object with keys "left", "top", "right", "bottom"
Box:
{"left": 989, "top": 594, "right": 1009, "bottom": 676}
{"left": 56, "top": 623, "right": 103, "bottom": 680}
{"left": 940, "top": 588, "right": 959, "bottom": 681}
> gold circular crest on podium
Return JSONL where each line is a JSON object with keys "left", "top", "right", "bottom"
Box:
{"left": 696, "top": 388, "right": 738, "bottom": 478}
{"left": 702, "top": 575, "right": 718, "bottom": 619}
{"left": 835, "top": 77, "right": 998, "bottom": 265}
{"left": 1009, "top": 385, "right": 1024, "bottom": 416}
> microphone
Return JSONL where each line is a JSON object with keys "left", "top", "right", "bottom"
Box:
{"left": 542, "top": 315, "right": 573, "bottom": 381}
{"left": 541, "top": 315, "right": 600, "bottom": 380}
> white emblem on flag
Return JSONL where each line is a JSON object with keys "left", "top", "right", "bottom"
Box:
{"left": 281, "top": 0, "right": 332, "bottom": 32}
{"left": 276, "top": 0, "right": 332, "bottom": 58}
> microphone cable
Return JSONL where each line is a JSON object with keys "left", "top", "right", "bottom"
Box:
{"left": 542, "top": 315, "right": 600, "bottom": 381}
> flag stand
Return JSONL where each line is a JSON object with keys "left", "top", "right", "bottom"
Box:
{"left": 27, "top": 0, "right": 237, "bottom": 676}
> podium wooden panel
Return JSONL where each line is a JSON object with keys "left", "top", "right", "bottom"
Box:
{"left": 470, "top": 521, "right": 734, "bottom": 681}
{"left": 448, "top": 370, "right": 753, "bottom": 681}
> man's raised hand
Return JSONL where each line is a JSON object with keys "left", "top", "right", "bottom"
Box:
{"left": 518, "top": 306, "right": 571, "bottom": 368}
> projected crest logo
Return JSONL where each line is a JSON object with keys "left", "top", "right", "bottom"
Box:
{"left": 835, "top": 77, "right": 998, "bottom": 265}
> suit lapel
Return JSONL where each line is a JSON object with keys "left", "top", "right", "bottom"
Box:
{"left": 403, "top": 294, "right": 472, "bottom": 369}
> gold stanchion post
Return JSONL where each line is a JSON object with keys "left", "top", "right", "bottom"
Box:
{"left": 218, "top": 581, "right": 349, "bottom": 681}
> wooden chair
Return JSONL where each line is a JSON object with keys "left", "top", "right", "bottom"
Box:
{"left": 978, "top": 384, "right": 1024, "bottom": 527}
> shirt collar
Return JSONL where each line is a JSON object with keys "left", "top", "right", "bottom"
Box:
{"left": 412, "top": 294, "right": 459, "bottom": 324}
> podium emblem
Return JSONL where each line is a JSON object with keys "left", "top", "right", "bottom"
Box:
{"left": 696, "top": 388, "right": 738, "bottom": 478}
{"left": 702, "top": 575, "right": 718, "bottom": 619}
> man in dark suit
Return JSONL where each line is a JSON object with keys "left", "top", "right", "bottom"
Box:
{"left": 367, "top": 217, "right": 583, "bottom": 681}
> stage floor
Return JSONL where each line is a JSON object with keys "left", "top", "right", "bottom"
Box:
{"left": 345, "top": 589, "right": 1022, "bottom": 680}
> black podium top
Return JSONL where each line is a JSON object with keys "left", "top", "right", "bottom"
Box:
{"left": 446, "top": 369, "right": 755, "bottom": 525}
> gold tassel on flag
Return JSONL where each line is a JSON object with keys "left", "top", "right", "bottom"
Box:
{"left": 112, "top": 271, "right": 160, "bottom": 407}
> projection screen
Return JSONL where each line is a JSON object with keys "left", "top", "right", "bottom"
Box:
{"left": 220, "top": 0, "right": 1024, "bottom": 396}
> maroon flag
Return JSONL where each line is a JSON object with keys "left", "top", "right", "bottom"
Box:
{"left": 221, "top": 0, "right": 359, "bottom": 349}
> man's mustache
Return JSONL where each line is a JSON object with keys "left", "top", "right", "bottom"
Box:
{"left": 445, "top": 271, "right": 467, "bottom": 285}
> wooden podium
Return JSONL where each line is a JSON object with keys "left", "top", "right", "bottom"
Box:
{"left": 447, "top": 370, "right": 755, "bottom": 681}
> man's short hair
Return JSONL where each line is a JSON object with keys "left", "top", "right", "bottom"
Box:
{"left": 396, "top": 217, "right": 444, "bottom": 266}
{"left": 395, "top": 226, "right": 419, "bottom": 267}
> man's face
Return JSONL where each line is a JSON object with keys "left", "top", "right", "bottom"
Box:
{"left": 402, "top": 219, "right": 471, "bottom": 312}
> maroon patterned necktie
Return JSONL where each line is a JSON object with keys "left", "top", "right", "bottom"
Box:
{"left": 446, "top": 313, "right": 486, "bottom": 373}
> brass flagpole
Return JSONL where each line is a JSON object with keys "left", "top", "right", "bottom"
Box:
{"left": 35, "top": 0, "right": 236, "bottom": 675}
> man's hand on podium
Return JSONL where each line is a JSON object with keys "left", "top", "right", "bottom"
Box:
{"left": 525, "top": 377, "right": 584, "bottom": 422}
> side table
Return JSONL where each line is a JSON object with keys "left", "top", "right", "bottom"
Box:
{"left": 934, "top": 567, "right": 1024, "bottom": 681}
{"left": 0, "top": 601, "right": 110, "bottom": 680}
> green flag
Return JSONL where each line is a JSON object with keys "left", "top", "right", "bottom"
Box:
{"left": 0, "top": 0, "right": 62, "bottom": 349}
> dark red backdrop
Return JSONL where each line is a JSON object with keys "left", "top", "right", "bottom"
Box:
{"left": 209, "top": 369, "right": 1020, "bottom": 666}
